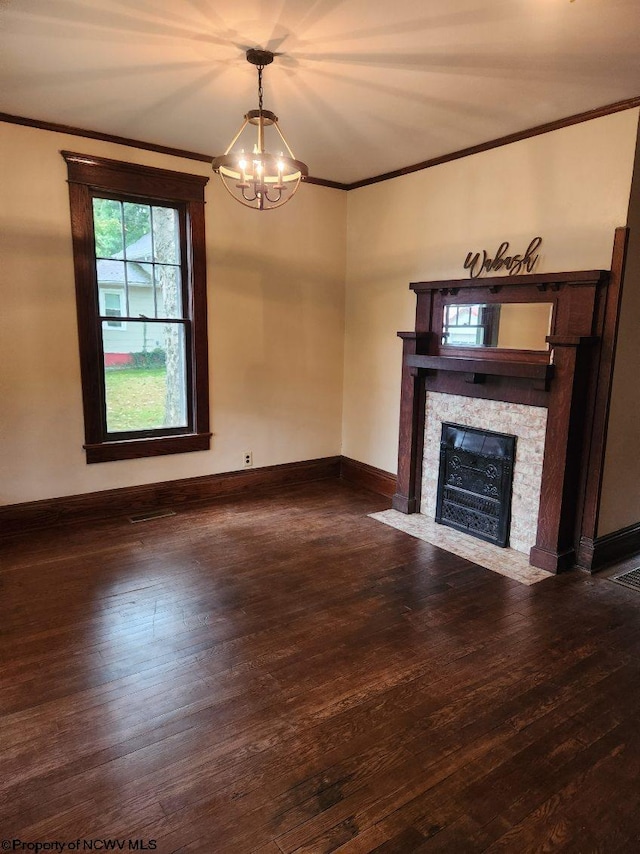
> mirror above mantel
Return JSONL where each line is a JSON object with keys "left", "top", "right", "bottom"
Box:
{"left": 442, "top": 302, "right": 554, "bottom": 351}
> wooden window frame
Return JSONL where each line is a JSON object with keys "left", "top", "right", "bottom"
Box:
{"left": 62, "top": 151, "right": 211, "bottom": 464}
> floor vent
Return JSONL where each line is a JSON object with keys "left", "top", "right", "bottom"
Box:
{"left": 128, "top": 509, "right": 176, "bottom": 523}
{"left": 611, "top": 567, "right": 640, "bottom": 591}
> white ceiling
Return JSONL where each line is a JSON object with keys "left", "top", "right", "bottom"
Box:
{"left": 1, "top": 0, "right": 639, "bottom": 185}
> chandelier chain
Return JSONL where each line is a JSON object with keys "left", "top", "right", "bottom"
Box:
{"left": 257, "top": 65, "right": 264, "bottom": 114}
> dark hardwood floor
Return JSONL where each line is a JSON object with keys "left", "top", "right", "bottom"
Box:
{"left": 2, "top": 480, "right": 640, "bottom": 853}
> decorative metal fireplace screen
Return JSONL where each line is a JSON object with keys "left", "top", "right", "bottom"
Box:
{"left": 435, "top": 423, "right": 516, "bottom": 547}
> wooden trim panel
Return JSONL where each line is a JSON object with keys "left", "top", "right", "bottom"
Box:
{"left": 340, "top": 457, "right": 396, "bottom": 498}
{"left": 530, "top": 336, "right": 599, "bottom": 573}
{"left": 577, "top": 227, "right": 630, "bottom": 550}
{"left": 4, "top": 112, "right": 214, "bottom": 162}
{"left": 406, "top": 354, "right": 553, "bottom": 385}
{"left": 0, "top": 457, "right": 342, "bottom": 536}
{"left": 393, "top": 333, "right": 433, "bottom": 513}
{"left": 411, "top": 270, "right": 607, "bottom": 292}
{"left": 578, "top": 523, "right": 640, "bottom": 573}
{"left": 84, "top": 433, "right": 212, "bottom": 464}
{"left": 62, "top": 150, "right": 208, "bottom": 200}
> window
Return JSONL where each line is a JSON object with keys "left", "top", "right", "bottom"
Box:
{"left": 99, "top": 291, "right": 125, "bottom": 329}
{"left": 62, "top": 151, "right": 210, "bottom": 463}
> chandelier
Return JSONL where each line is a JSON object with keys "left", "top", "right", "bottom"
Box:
{"left": 212, "top": 48, "right": 309, "bottom": 211}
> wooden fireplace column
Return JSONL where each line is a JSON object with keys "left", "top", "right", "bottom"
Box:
{"left": 392, "top": 268, "right": 613, "bottom": 573}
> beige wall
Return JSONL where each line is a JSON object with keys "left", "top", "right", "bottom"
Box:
{"left": 0, "top": 123, "right": 347, "bottom": 504}
{"left": 599, "top": 127, "right": 640, "bottom": 536}
{"left": 2, "top": 109, "right": 639, "bottom": 534}
{"left": 342, "top": 109, "right": 639, "bottom": 478}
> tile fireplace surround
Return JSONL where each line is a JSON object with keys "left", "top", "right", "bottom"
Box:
{"left": 372, "top": 394, "right": 549, "bottom": 585}
{"left": 422, "top": 393, "right": 547, "bottom": 555}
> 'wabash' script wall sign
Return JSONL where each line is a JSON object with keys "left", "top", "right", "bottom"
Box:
{"left": 464, "top": 236, "right": 542, "bottom": 279}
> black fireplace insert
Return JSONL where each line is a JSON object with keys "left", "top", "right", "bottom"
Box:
{"left": 435, "top": 423, "right": 516, "bottom": 547}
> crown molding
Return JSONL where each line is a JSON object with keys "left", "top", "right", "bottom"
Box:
{"left": 348, "top": 95, "right": 640, "bottom": 190}
{"left": 3, "top": 94, "right": 640, "bottom": 192}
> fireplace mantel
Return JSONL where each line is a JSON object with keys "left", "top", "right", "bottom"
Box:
{"left": 393, "top": 231, "right": 628, "bottom": 573}
{"left": 405, "top": 353, "right": 554, "bottom": 390}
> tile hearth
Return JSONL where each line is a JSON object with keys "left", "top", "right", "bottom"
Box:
{"left": 369, "top": 509, "right": 550, "bottom": 585}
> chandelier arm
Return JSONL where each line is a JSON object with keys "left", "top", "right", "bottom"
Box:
{"left": 241, "top": 186, "right": 259, "bottom": 203}
{"left": 262, "top": 176, "right": 300, "bottom": 209}
{"left": 263, "top": 187, "right": 282, "bottom": 203}
{"left": 272, "top": 121, "right": 297, "bottom": 159}
{"left": 223, "top": 117, "right": 250, "bottom": 156}
{"left": 220, "top": 174, "right": 250, "bottom": 203}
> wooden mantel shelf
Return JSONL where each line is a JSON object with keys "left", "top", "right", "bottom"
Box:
{"left": 405, "top": 354, "right": 554, "bottom": 388}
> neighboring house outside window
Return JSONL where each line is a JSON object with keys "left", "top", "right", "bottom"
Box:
{"left": 62, "top": 151, "right": 211, "bottom": 463}
{"left": 99, "top": 290, "right": 126, "bottom": 332}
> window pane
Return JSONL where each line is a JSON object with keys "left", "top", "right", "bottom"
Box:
{"left": 97, "top": 276, "right": 126, "bottom": 324}
{"left": 103, "top": 292, "right": 123, "bottom": 328}
{"left": 152, "top": 206, "right": 180, "bottom": 264}
{"left": 120, "top": 263, "right": 183, "bottom": 320}
{"left": 93, "top": 198, "right": 123, "bottom": 257}
{"left": 127, "top": 262, "right": 155, "bottom": 318}
{"left": 123, "top": 202, "right": 152, "bottom": 261}
{"left": 154, "top": 265, "right": 184, "bottom": 318}
{"left": 97, "top": 259, "right": 126, "bottom": 299}
{"left": 103, "top": 321, "right": 188, "bottom": 433}
{"left": 97, "top": 258, "right": 146, "bottom": 318}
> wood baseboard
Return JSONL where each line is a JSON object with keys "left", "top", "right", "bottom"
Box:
{"left": 5, "top": 448, "right": 634, "bottom": 575}
{"left": 339, "top": 456, "right": 396, "bottom": 498}
{"left": 0, "top": 456, "right": 341, "bottom": 536}
{"left": 577, "top": 522, "right": 640, "bottom": 572}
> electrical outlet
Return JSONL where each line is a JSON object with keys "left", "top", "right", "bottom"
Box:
{"left": 243, "top": 451, "right": 253, "bottom": 468}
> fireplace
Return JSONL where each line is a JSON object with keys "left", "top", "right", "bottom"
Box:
{"left": 391, "top": 238, "right": 627, "bottom": 574}
{"left": 422, "top": 394, "right": 547, "bottom": 555}
{"left": 435, "top": 423, "right": 515, "bottom": 547}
